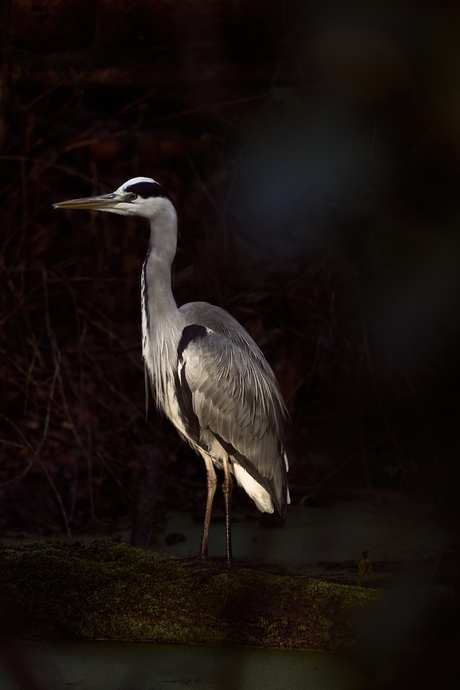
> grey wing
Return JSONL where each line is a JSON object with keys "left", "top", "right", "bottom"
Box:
{"left": 180, "top": 302, "right": 279, "bottom": 382}
{"left": 176, "top": 324, "right": 289, "bottom": 513}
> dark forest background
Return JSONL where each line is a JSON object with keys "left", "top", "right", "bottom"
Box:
{"left": 2, "top": 0, "right": 460, "bottom": 538}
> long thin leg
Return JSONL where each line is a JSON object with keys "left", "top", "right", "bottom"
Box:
{"left": 222, "top": 455, "right": 233, "bottom": 565}
{"left": 198, "top": 450, "right": 217, "bottom": 560}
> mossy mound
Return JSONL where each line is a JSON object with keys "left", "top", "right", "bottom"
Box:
{"left": 0, "top": 541, "right": 379, "bottom": 648}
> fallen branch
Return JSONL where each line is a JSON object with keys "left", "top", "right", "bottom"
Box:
{"left": 0, "top": 541, "right": 379, "bottom": 649}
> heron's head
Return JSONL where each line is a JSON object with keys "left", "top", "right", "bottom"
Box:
{"left": 53, "top": 177, "right": 173, "bottom": 219}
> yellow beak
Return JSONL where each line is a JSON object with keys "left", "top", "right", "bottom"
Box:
{"left": 53, "top": 192, "right": 120, "bottom": 211}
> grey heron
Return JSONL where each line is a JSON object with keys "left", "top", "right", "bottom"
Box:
{"left": 54, "top": 176, "right": 290, "bottom": 566}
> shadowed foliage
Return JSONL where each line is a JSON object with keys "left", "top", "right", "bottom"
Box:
{"left": 2, "top": 0, "right": 460, "bottom": 539}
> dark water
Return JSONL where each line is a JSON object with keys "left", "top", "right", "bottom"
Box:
{"left": 150, "top": 500, "right": 458, "bottom": 585}
{"left": 1, "top": 642, "right": 368, "bottom": 690}
{"left": 2, "top": 500, "right": 457, "bottom": 689}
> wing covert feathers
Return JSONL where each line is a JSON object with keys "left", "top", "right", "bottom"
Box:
{"left": 175, "top": 320, "right": 289, "bottom": 514}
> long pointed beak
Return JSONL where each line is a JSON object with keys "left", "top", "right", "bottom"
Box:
{"left": 53, "top": 192, "right": 119, "bottom": 211}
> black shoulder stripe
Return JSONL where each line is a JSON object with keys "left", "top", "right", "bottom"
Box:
{"left": 177, "top": 324, "right": 208, "bottom": 362}
{"left": 174, "top": 364, "right": 201, "bottom": 442}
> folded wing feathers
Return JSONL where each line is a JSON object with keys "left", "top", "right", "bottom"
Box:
{"left": 178, "top": 327, "right": 288, "bottom": 511}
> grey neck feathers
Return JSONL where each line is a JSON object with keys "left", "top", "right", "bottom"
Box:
{"left": 144, "top": 202, "right": 179, "bottom": 318}
{"left": 141, "top": 202, "right": 183, "bottom": 413}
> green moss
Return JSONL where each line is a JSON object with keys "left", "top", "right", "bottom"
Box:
{"left": 0, "top": 541, "right": 380, "bottom": 648}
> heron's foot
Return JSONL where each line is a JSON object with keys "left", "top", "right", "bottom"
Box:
{"left": 178, "top": 553, "right": 209, "bottom": 567}
{"left": 178, "top": 554, "right": 238, "bottom": 579}
{"left": 194, "top": 559, "right": 238, "bottom": 583}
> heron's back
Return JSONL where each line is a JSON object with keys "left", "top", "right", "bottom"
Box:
{"left": 177, "top": 301, "right": 289, "bottom": 514}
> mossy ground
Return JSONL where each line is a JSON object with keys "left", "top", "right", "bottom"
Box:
{"left": 0, "top": 541, "right": 379, "bottom": 649}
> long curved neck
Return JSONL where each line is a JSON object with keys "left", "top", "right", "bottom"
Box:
{"left": 141, "top": 201, "right": 183, "bottom": 412}
{"left": 142, "top": 203, "right": 179, "bottom": 322}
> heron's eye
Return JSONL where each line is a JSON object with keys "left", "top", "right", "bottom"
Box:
{"left": 128, "top": 193, "right": 138, "bottom": 201}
